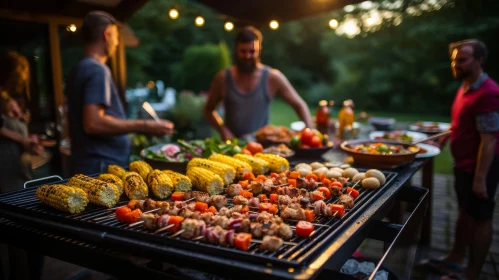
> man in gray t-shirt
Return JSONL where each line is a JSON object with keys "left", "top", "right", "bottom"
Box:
{"left": 66, "top": 11, "right": 174, "bottom": 175}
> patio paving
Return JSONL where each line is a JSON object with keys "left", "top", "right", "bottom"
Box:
{"left": 357, "top": 171, "right": 499, "bottom": 280}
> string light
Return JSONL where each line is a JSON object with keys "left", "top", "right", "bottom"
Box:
{"left": 169, "top": 8, "right": 179, "bottom": 19}
{"left": 224, "top": 21, "right": 234, "bottom": 31}
{"left": 66, "top": 24, "right": 77, "bottom": 32}
{"left": 195, "top": 16, "right": 205, "bottom": 27}
{"left": 269, "top": 20, "right": 279, "bottom": 30}
{"left": 329, "top": 19, "right": 339, "bottom": 29}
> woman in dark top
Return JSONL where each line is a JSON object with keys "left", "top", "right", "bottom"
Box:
{"left": 0, "top": 51, "right": 43, "bottom": 194}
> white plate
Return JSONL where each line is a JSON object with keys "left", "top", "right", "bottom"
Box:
{"left": 290, "top": 121, "right": 306, "bottom": 132}
{"left": 415, "top": 143, "right": 441, "bottom": 158}
{"left": 409, "top": 122, "right": 450, "bottom": 133}
{"left": 369, "top": 130, "right": 428, "bottom": 143}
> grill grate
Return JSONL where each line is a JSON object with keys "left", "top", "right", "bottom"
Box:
{"left": 0, "top": 170, "right": 397, "bottom": 269}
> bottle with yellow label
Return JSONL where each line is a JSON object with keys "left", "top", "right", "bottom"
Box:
{"left": 338, "top": 99, "right": 354, "bottom": 139}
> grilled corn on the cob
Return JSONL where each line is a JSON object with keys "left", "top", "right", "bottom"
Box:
{"left": 233, "top": 154, "right": 269, "bottom": 175}
{"left": 122, "top": 172, "right": 149, "bottom": 200}
{"left": 208, "top": 154, "right": 252, "bottom": 179}
{"left": 67, "top": 174, "right": 119, "bottom": 208}
{"left": 36, "top": 184, "right": 88, "bottom": 214}
{"left": 187, "top": 158, "right": 235, "bottom": 185}
{"left": 147, "top": 169, "right": 174, "bottom": 199}
{"left": 97, "top": 173, "right": 124, "bottom": 196}
{"left": 129, "top": 160, "right": 152, "bottom": 180}
{"left": 107, "top": 164, "right": 126, "bottom": 179}
{"left": 254, "top": 153, "right": 289, "bottom": 173}
{"left": 163, "top": 170, "right": 192, "bottom": 192}
{"left": 186, "top": 167, "right": 224, "bottom": 195}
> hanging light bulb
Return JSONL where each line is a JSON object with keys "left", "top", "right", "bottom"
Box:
{"left": 224, "top": 21, "right": 234, "bottom": 31}
{"left": 195, "top": 16, "right": 205, "bottom": 27}
{"left": 66, "top": 24, "right": 77, "bottom": 32}
{"left": 269, "top": 20, "right": 279, "bottom": 30}
{"left": 169, "top": 8, "right": 179, "bottom": 19}
{"left": 329, "top": 19, "right": 339, "bottom": 29}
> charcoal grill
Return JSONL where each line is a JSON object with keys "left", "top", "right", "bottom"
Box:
{"left": 0, "top": 161, "right": 428, "bottom": 279}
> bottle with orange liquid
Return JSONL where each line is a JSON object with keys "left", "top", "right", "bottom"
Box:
{"left": 316, "top": 100, "right": 334, "bottom": 134}
{"left": 338, "top": 99, "right": 354, "bottom": 140}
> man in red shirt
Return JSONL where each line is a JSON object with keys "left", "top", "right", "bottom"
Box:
{"left": 428, "top": 40, "right": 499, "bottom": 280}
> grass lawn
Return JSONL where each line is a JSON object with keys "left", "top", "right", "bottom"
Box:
{"left": 270, "top": 98, "right": 453, "bottom": 174}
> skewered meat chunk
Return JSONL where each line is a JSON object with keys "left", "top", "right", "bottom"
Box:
{"left": 200, "top": 212, "right": 214, "bottom": 223}
{"left": 183, "top": 191, "right": 210, "bottom": 203}
{"left": 314, "top": 201, "right": 327, "bottom": 216}
{"left": 209, "top": 195, "right": 227, "bottom": 209}
{"left": 263, "top": 179, "right": 273, "bottom": 193}
{"left": 143, "top": 198, "right": 157, "bottom": 211}
{"left": 181, "top": 218, "right": 201, "bottom": 239}
{"left": 226, "top": 184, "right": 243, "bottom": 197}
{"left": 260, "top": 235, "right": 284, "bottom": 252}
{"left": 338, "top": 194, "right": 354, "bottom": 209}
{"left": 337, "top": 177, "right": 349, "bottom": 186}
{"left": 141, "top": 213, "right": 157, "bottom": 230}
{"left": 278, "top": 195, "right": 292, "bottom": 205}
{"left": 157, "top": 214, "right": 170, "bottom": 228}
{"left": 278, "top": 224, "right": 293, "bottom": 240}
{"left": 330, "top": 186, "right": 343, "bottom": 197}
{"left": 281, "top": 207, "right": 306, "bottom": 221}
{"left": 250, "top": 223, "right": 263, "bottom": 238}
{"left": 218, "top": 207, "right": 230, "bottom": 217}
{"left": 233, "top": 195, "right": 249, "bottom": 205}
{"left": 248, "top": 197, "right": 260, "bottom": 208}
{"left": 248, "top": 181, "right": 263, "bottom": 195}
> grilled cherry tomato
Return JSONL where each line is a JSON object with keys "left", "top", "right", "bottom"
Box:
{"left": 241, "top": 205, "right": 250, "bottom": 214}
{"left": 296, "top": 221, "right": 314, "bottom": 237}
{"left": 115, "top": 206, "right": 131, "bottom": 222}
{"left": 167, "top": 216, "right": 184, "bottom": 232}
{"left": 330, "top": 204, "right": 345, "bottom": 217}
{"left": 258, "top": 194, "right": 268, "bottom": 202}
{"left": 321, "top": 178, "right": 331, "bottom": 186}
{"left": 289, "top": 171, "right": 301, "bottom": 179}
{"left": 317, "top": 173, "right": 327, "bottom": 182}
{"left": 330, "top": 181, "right": 343, "bottom": 190}
{"left": 256, "top": 175, "right": 267, "bottom": 182}
{"left": 270, "top": 172, "right": 279, "bottom": 178}
{"left": 243, "top": 172, "right": 256, "bottom": 181}
{"left": 207, "top": 206, "right": 217, "bottom": 214}
{"left": 238, "top": 180, "right": 249, "bottom": 189}
{"left": 124, "top": 208, "right": 142, "bottom": 223}
{"left": 317, "top": 187, "right": 331, "bottom": 200}
{"left": 305, "top": 174, "right": 318, "bottom": 181}
{"left": 288, "top": 179, "right": 297, "bottom": 187}
{"left": 312, "top": 191, "right": 325, "bottom": 201}
{"left": 234, "top": 233, "right": 252, "bottom": 251}
{"left": 304, "top": 209, "right": 315, "bottom": 222}
{"left": 346, "top": 187, "right": 359, "bottom": 199}
{"left": 194, "top": 202, "right": 209, "bottom": 212}
{"left": 171, "top": 192, "right": 184, "bottom": 201}
{"left": 241, "top": 148, "right": 252, "bottom": 155}
{"left": 268, "top": 204, "right": 278, "bottom": 215}
{"left": 269, "top": 194, "right": 278, "bottom": 204}
{"left": 259, "top": 203, "right": 271, "bottom": 212}
{"left": 239, "top": 190, "right": 253, "bottom": 198}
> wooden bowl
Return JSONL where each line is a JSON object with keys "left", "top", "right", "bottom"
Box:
{"left": 340, "top": 139, "right": 420, "bottom": 169}
{"left": 140, "top": 144, "right": 188, "bottom": 173}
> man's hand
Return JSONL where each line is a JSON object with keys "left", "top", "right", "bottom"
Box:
{"left": 23, "top": 136, "right": 44, "bottom": 156}
{"left": 472, "top": 178, "right": 489, "bottom": 200}
{"left": 220, "top": 126, "right": 234, "bottom": 141}
{"left": 143, "top": 119, "right": 174, "bottom": 137}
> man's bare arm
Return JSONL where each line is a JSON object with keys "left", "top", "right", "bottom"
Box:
{"left": 273, "top": 70, "right": 313, "bottom": 128}
{"left": 203, "top": 71, "right": 234, "bottom": 140}
{"left": 83, "top": 104, "right": 173, "bottom": 136}
{"left": 475, "top": 132, "right": 496, "bottom": 183}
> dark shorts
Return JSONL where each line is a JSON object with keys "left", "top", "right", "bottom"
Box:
{"left": 454, "top": 156, "right": 499, "bottom": 220}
